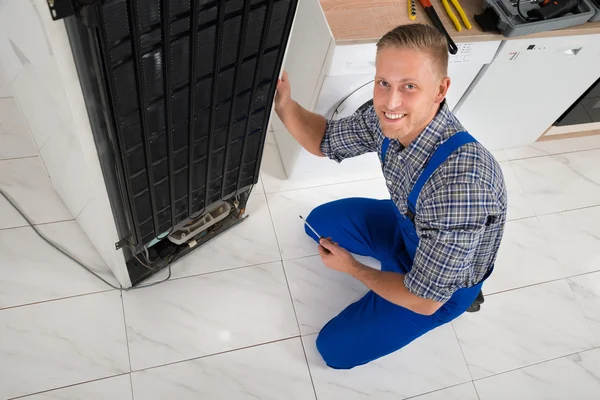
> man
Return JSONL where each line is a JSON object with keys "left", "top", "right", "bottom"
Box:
{"left": 274, "top": 23, "right": 507, "bottom": 370}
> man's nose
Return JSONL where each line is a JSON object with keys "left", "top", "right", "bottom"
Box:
{"left": 386, "top": 89, "right": 402, "bottom": 110}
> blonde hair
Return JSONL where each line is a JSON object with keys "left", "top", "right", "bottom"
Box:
{"left": 376, "top": 24, "right": 448, "bottom": 77}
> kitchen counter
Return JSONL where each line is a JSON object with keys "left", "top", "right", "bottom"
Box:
{"left": 320, "top": 0, "right": 600, "bottom": 42}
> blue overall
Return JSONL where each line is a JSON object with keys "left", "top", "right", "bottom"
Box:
{"left": 304, "top": 131, "right": 489, "bottom": 369}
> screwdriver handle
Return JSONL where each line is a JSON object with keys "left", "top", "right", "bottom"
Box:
{"left": 409, "top": 0, "right": 417, "bottom": 20}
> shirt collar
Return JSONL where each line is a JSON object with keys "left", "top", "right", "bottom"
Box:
{"left": 399, "top": 100, "right": 455, "bottom": 173}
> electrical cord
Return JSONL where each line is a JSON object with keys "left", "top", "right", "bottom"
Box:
{"left": 0, "top": 188, "right": 173, "bottom": 291}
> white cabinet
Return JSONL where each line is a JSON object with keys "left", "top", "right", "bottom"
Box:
{"left": 454, "top": 34, "right": 600, "bottom": 150}
{"left": 270, "top": 0, "right": 334, "bottom": 179}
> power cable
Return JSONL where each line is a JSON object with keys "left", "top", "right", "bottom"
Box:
{"left": 0, "top": 188, "right": 173, "bottom": 291}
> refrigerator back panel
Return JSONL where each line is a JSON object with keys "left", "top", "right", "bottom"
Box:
{"left": 68, "top": 0, "right": 296, "bottom": 249}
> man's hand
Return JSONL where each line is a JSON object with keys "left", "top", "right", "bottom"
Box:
{"left": 275, "top": 70, "right": 292, "bottom": 114}
{"left": 318, "top": 238, "right": 358, "bottom": 274}
{"left": 318, "top": 238, "right": 443, "bottom": 316}
{"left": 271, "top": 69, "right": 327, "bottom": 157}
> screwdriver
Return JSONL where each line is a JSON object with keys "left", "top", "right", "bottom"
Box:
{"left": 299, "top": 215, "right": 332, "bottom": 254}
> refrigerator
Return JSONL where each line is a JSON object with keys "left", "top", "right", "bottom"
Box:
{"left": 4, "top": 0, "right": 297, "bottom": 286}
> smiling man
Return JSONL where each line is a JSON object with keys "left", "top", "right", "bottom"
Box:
{"left": 274, "top": 23, "right": 507, "bottom": 369}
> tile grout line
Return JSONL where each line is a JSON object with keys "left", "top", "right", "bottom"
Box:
{"left": 134, "top": 251, "right": 322, "bottom": 289}
{"left": 261, "top": 175, "right": 384, "bottom": 196}
{"left": 402, "top": 381, "right": 476, "bottom": 400}
{"left": 470, "top": 344, "right": 600, "bottom": 383}
{"left": 471, "top": 380, "right": 483, "bottom": 400}
{"left": 6, "top": 372, "right": 130, "bottom": 400}
{"left": 484, "top": 269, "right": 600, "bottom": 298}
{"left": 138, "top": 256, "right": 285, "bottom": 285}
{"left": 119, "top": 292, "right": 133, "bottom": 373}
{"left": 0, "top": 288, "right": 117, "bottom": 312}
{"left": 130, "top": 334, "right": 303, "bottom": 374}
{"left": 262, "top": 189, "right": 320, "bottom": 399}
{"left": 451, "top": 322, "right": 474, "bottom": 381}
{"left": 0, "top": 223, "right": 30, "bottom": 232}
{"left": 279, "top": 256, "right": 320, "bottom": 400}
{"left": 533, "top": 202, "right": 600, "bottom": 218}
{"left": 0, "top": 155, "right": 40, "bottom": 162}
{"left": 75, "top": 196, "right": 94, "bottom": 219}
{"left": 505, "top": 214, "right": 539, "bottom": 223}
{"left": 505, "top": 145, "right": 600, "bottom": 162}
{"left": 258, "top": 187, "right": 285, "bottom": 260}
{"left": 298, "top": 335, "right": 320, "bottom": 400}
{"left": 262, "top": 188, "right": 286, "bottom": 264}
{"left": 128, "top": 373, "right": 135, "bottom": 400}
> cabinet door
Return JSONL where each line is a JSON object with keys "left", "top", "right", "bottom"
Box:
{"left": 455, "top": 34, "right": 600, "bottom": 150}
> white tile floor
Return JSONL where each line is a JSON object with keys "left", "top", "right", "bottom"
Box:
{"left": 2, "top": 130, "right": 600, "bottom": 399}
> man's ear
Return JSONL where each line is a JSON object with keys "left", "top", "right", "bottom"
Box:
{"left": 436, "top": 76, "right": 451, "bottom": 103}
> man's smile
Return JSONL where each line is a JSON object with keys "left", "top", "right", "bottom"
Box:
{"left": 383, "top": 111, "right": 407, "bottom": 121}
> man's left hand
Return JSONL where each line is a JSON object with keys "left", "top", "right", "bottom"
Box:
{"left": 318, "top": 238, "right": 358, "bottom": 274}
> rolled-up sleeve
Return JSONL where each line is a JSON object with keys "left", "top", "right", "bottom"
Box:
{"left": 404, "top": 183, "right": 496, "bottom": 303}
{"left": 320, "top": 107, "right": 378, "bottom": 162}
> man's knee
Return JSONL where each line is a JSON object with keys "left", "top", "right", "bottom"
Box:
{"left": 305, "top": 201, "right": 334, "bottom": 226}
{"left": 316, "top": 326, "right": 351, "bottom": 369}
{"left": 315, "top": 322, "right": 365, "bottom": 370}
{"left": 304, "top": 201, "right": 339, "bottom": 241}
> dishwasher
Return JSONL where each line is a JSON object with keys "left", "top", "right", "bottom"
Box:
{"left": 454, "top": 34, "right": 600, "bottom": 150}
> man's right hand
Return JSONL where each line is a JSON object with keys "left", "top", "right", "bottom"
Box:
{"left": 274, "top": 70, "right": 291, "bottom": 114}
{"left": 271, "top": 69, "right": 327, "bottom": 157}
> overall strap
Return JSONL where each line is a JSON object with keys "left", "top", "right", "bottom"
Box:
{"left": 407, "top": 131, "right": 477, "bottom": 216}
{"left": 381, "top": 138, "right": 391, "bottom": 164}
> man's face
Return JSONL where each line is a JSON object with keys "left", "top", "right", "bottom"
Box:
{"left": 373, "top": 47, "right": 450, "bottom": 141}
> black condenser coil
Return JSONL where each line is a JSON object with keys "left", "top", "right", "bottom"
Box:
{"left": 61, "top": 0, "right": 297, "bottom": 284}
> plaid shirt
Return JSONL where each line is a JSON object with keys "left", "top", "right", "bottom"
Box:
{"left": 321, "top": 101, "right": 507, "bottom": 303}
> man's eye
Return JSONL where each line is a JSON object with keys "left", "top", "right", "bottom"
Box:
{"left": 405, "top": 84, "right": 416, "bottom": 90}
{"left": 379, "top": 81, "right": 389, "bottom": 87}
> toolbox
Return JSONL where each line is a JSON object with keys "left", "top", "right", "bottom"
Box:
{"left": 590, "top": 0, "right": 600, "bottom": 21}
{"left": 477, "top": 0, "right": 596, "bottom": 37}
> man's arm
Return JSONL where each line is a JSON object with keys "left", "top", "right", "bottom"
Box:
{"left": 318, "top": 239, "right": 443, "bottom": 315}
{"left": 274, "top": 70, "right": 377, "bottom": 160}
{"left": 350, "top": 262, "right": 443, "bottom": 315}
{"left": 274, "top": 71, "right": 327, "bottom": 157}
{"left": 404, "top": 182, "right": 500, "bottom": 303}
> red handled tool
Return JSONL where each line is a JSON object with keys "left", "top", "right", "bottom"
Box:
{"left": 418, "top": 0, "right": 459, "bottom": 54}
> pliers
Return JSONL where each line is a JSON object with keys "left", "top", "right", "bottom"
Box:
{"left": 441, "top": 0, "right": 472, "bottom": 31}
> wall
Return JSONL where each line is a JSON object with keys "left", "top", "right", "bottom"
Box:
{"left": 0, "top": 0, "right": 131, "bottom": 287}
